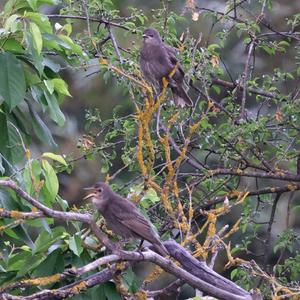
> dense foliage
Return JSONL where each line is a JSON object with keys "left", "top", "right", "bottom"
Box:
{"left": 0, "top": 0, "right": 300, "bottom": 299}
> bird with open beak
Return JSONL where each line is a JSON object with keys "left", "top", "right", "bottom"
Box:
{"left": 84, "top": 182, "right": 168, "bottom": 256}
{"left": 140, "top": 27, "right": 193, "bottom": 108}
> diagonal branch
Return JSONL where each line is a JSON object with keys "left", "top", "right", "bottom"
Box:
{"left": 0, "top": 179, "right": 114, "bottom": 250}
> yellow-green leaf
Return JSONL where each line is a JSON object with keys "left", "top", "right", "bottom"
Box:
{"left": 4, "top": 14, "right": 20, "bottom": 33}
{"left": 29, "top": 22, "right": 42, "bottom": 55}
{"left": 42, "top": 159, "right": 59, "bottom": 202}
{"left": 51, "top": 78, "right": 71, "bottom": 97}
{"left": 42, "top": 152, "right": 67, "bottom": 166}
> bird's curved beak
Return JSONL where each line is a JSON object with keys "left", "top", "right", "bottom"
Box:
{"left": 83, "top": 186, "right": 96, "bottom": 200}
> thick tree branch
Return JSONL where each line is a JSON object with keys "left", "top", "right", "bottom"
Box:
{"left": 1, "top": 267, "right": 118, "bottom": 300}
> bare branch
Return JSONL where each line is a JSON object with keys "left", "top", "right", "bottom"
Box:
{"left": 46, "top": 14, "right": 130, "bottom": 31}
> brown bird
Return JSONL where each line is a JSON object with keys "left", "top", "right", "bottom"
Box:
{"left": 140, "top": 27, "right": 193, "bottom": 108}
{"left": 84, "top": 182, "right": 168, "bottom": 256}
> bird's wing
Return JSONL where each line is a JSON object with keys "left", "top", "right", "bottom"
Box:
{"left": 164, "top": 45, "right": 185, "bottom": 77}
{"left": 111, "top": 199, "right": 160, "bottom": 243}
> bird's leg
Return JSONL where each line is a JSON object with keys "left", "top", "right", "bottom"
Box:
{"left": 133, "top": 239, "right": 145, "bottom": 260}
{"left": 153, "top": 89, "right": 159, "bottom": 102}
{"left": 138, "top": 239, "right": 144, "bottom": 251}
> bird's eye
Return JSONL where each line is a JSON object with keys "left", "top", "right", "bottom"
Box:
{"left": 149, "top": 34, "right": 153, "bottom": 37}
{"left": 98, "top": 188, "right": 103, "bottom": 193}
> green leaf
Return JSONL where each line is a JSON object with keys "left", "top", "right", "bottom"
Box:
{"left": 34, "top": 226, "right": 65, "bottom": 254}
{"left": 212, "top": 85, "right": 221, "bottom": 95}
{"left": 42, "top": 159, "right": 59, "bottom": 203}
{"left": 260, "top": 45, "right": 275, "bottom": 55}
{"left": 0, "top": 53, "right": 26, "bottom": 110}
{"left": 1, "top": 39, "right": 24, "bottom": 53}
{"left": 29, "top": 22, "right": 43, "bottom": 55}
{"left": 32, "top": 248, "right": 64, "bottom": 278}
{"left": 58, "top": 34, "right": 84, "bottom": 56}
{"left": 26, "top": 0, "right": 38, "bottom": 11}
{"left": 43, "top": 57, "right": 61, "bottom": 73}
{"left": 12, "top": 225, "right": 36, "bottom": 251}
{"left": 7, "top": 251, "right": 31, "bottom": 272}
{"left": 61, "top": 23, "right": 72, "bottom": 36}
{"left": 51, "top": 78, "right": 72, "bottom": 97}
{"left": 4, "top": 14, "right": 20, "bottom": 33}
{"left": 69, "top": 234, "right": 83, "bottom": 257}
{"left": 140, "top": 188, "right": 160, "bottom": 208}
{"left": 42, "top": 152, "right": 67, "bottom": 166}
{"left": 43, "top": 91, "right": 65, "bottom": 126}
{"left": 231, "top": 268, "right": 238, "bottom": 280}
{"left": 207, "top": 43, "right": 221, "bottom": 52}
{"left": 27, "top": 101, "right": 57, "bottom": 148}
{"left": 0, "top": 156, "right": 5, "bottom": 174}
{"left": 0, "top": 112, "right": 26, "bottom": 164}
{"left": 104, "top": 282, "right": 122, "bottom": 300}
{"left": 42, "top": 33, "right": 71, "bottom": 51}
{"left": 123, "top": 268, "right": 141, "bottom": 293}
{"left": 44, "top": 79, "right": 54, "bottom": 94}
{"left": 23, "top": 159, "right": 42, "bottom": 195}
{"left": 17, "top": 253, "right": 45, "bottom": 276}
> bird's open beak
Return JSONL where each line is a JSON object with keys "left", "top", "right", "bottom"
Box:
{"left": 83, "top": 186, "right": 96, "bottom": 200}
{"left": 142, "top": 34, "right": 147, "bottom": 39}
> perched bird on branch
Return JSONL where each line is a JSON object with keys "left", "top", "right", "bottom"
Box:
{"left": 140, "top": 27, "right": 193, "bottom": 108}
{"left": 84, "top": 182, "right": 168, "bottom": 256}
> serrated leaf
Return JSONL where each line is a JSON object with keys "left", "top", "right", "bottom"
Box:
{"left": 0, "top": 53, "right": 26, "bottom": 110}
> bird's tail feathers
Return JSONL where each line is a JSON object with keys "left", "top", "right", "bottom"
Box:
{"left": 153, "top": 242, "right": 169, "bottom": 257}
{"left": 171, "top": 86, "right": 193, "bottom": 107}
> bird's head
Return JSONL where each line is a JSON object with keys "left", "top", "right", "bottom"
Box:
{"left": 84, "top": 182, "right": 111, "bottom": 208}
{"left": 142, "top": 28, "right": 162, "bottom": 44}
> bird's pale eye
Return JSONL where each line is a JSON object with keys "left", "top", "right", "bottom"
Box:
{"left": 98, "top": 187, "right": 103, "bottom": 193}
